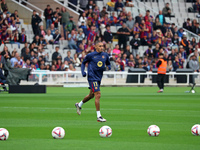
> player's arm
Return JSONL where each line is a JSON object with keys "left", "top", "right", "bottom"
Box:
{"left": 156, "top": 60, "right": 162, "bottom": 68}
{"left": 81, "top": 54, "right": 91, "bottom": 77}
{"left": 106, "top": 54, "right": 111, "bottom": 70}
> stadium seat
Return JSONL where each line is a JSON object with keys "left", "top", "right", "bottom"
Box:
{"left": 61, "top": 40, "right": 68, "bottom": 47}
{"left": 165, "top": 17, "right": 171, "bottom": 23}
{"left": 144, "top": 2, "right": 152, "bottom": 8}
{"left": 170, "top": 18, "right": 177, "bottom": 24}
{"left": 164, "top": 0, "right": 171, "bottom": 3}
{"left": 138, "top": 2, "right": 146, "bottom": 12}
{"left": 151, "top": 3, "right": 158, "bottom": 11}
{"left": 186, "top": 3, "right": 193, "bottom": 9}
{"left": 96, "top": 1, "right": 103, "bottom": 9}
{"left": 132, "top": 7, "right": 139, "bottom": 17}
{"left": 6, "top": 44, "right": 13, "bottom": 52}
{"left": 12, "top": 44, "right": 19, "bottom": 50}
{"left": 110, "top": 26, "right": 117, "bottom": 33}
{"left": 158, "top": 2, "right": 165, "bottom": 10}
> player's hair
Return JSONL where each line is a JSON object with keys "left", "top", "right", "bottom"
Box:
{"left": 95, "top": 41, "right": 102, "bottom": 46}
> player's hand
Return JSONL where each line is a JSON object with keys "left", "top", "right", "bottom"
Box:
{"left": 108, "top": 66, "right": 111, "bottom": 70}
{"left": 82, "top": 72, "right": 86, "bottom": 77}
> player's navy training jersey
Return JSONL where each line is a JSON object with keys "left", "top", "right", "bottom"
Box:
{"left": 81, "top": 51, "right": 111, "bottom": 81}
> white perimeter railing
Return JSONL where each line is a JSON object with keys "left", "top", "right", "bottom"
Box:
{"left": 54, "top": 0, "right": 81, "bottom": 15}
{"left": 12, "top": 0, "right": 45, "bottom": 19}
{"left": 25, "top": 70, "right": 200, "bottom": 86}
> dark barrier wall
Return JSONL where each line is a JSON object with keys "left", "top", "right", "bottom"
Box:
{"left": 9, "top": 85, "right": 46, "bottom": 93}
{"left": 126, "top": 68, "right": 146, "bottom": 83}
{"left": 176, "top": 69, "right": 194, "bottom": 83}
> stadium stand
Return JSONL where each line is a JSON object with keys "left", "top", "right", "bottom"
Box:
{"left": 0, "top": 0, "right": 199, "bottom": 76}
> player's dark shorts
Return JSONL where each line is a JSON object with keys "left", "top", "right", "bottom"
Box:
{"left": 88, "top": 81, "right": 101, "bottom": 92}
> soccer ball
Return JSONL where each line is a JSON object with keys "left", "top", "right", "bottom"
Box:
{"left": 99, "top": 126, "right": 112, "bottom": 138}
{"left": 191, "top": 124, "right": 200, "bottom": 136}
{"left": 147, "top": 125, "right": 160, "bottom": 136}
{"left": 0, "top": 128, "right": 9, "bottom": 140}
{"left": 52, "top": 127, "right": 65, "bottom": 139}
{"left": 191, "top": 90, "right": 195, "bottom": 94}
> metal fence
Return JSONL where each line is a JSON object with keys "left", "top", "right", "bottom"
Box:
{"left": 22, "top": 70, "right": 200, "bottom": 86}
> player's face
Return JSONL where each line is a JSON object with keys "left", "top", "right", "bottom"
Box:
{"left": 96, "top": 43, "right": 104, "bottom": 53}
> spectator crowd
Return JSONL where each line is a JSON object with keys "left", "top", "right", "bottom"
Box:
{"left": 0, "top": 0, "right": 199, "bottom": 75}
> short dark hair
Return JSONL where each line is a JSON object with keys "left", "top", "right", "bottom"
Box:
{"left": 106, "top": 24, "right": 110, "bottom": 28}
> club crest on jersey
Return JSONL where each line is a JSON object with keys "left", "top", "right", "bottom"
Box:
{"left": 97, "top": 61, "right": 103, "bottom": 67}
{"left": 102, "top": 55, "right": 105, "bottom": 59}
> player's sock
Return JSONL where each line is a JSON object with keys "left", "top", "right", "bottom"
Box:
{"left": 96, "top": 111, "right": 101, "bottom": 118}
{"left": 78, "top": 101, "right": 83, "bottom": 108}
{"left": 160, "top": 89, "right": 163, "bottom": 91}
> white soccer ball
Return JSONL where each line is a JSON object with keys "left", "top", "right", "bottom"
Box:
{"left": 99, "top": 126, "right": 112, "bottom": 138}
{"left": 52, "top": 127, "right": 65, "bottom": 139}
{"left": 0, "top": 128, "right": 9, "bottom": 140}
{"left": 191, "top": 124, "right": 200, "bottom": 136}
{"left": 191, "top": 90, "right": 195, "bottom": 94}
{"left": 147, "top": 125, "right": 160, "bottom": 136}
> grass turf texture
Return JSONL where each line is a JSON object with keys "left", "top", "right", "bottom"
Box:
{"left": 0, "top": 87, "right": 200, "bottom": 150}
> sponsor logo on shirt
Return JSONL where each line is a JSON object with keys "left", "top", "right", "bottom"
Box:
{"left": 97, "top": 61, "right": 103, "bottom": 67}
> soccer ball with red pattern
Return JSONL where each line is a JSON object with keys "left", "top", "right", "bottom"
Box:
{"left": 191, "top": 124, "right": 200, "bottom": 136}
{"left": 0, "top": 128, "right": 9, "bottom": 140}
{"left": 52, "top": 127, "right": 65, "bottom": 139}
{"left": 99, "top": 126, "right": 112, "bottom": 138}
{"left": 147, "top": 125, "right": 160, "bottom": 136}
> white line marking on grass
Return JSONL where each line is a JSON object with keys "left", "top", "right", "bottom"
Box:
{"left": 1, "top": 106, "right": 123, "bottom": 111}
{"left": 0, "top": 106, "right": 200, "bottom": 113}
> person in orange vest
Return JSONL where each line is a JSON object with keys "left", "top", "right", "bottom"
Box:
{"left": 157, "top": 53, "right": 167, "bottom": 93}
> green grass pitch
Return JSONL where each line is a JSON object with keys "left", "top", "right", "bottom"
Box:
{"left": 0, "top": 87, "right": 200, "bottom": 150}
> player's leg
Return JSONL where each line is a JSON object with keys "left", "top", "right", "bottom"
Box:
{"left": 94, "top": 91, "right": 106, "bottom": 122}
{"left": 75, "top": 89, "right": 94, "bottom": 115}
{"left": 157, "top": 74, "right": 163, "bottom": 93}
{"left": 161, "top": 74, "right": 165, "bottom": 91}
{"left": 80, "top": 89, "right": 94, "bottom": 104}
{"left": 94, "top": 91, "right": 101, "bottom": 111}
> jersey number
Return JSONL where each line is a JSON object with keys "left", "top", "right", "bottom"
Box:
{"left": 93, "top": 82, "right": 98, "bottom": 87}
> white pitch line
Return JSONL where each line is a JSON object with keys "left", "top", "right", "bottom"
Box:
{"left": 0, "top": 106, "right": 200, "bottom": 113}
{"left": 0, "top": 106, "right": 123, "bottom": 111}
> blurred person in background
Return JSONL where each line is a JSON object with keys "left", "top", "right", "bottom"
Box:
{"left": 162, "top": 3, "right": 171, "bottom": 17}
{"left": 61, "top": 7, "right": 70, "bottom": 40}
{"left": 157, "top": 53, "right": 167, "bottom": 93}
{"left": 117, "top": 23, "right": 130, "bottom": 50}
{"left": 130, "top": 34, "right": 140, "bottom": 57}
{"left": 52, "top": 46, "right": 62, "bottom": 61}
{"left": 44, "top": 5, "right": 53, "bottom": 29}
{"left": 31, "top": 10, "right": 41, "bottom": 35}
